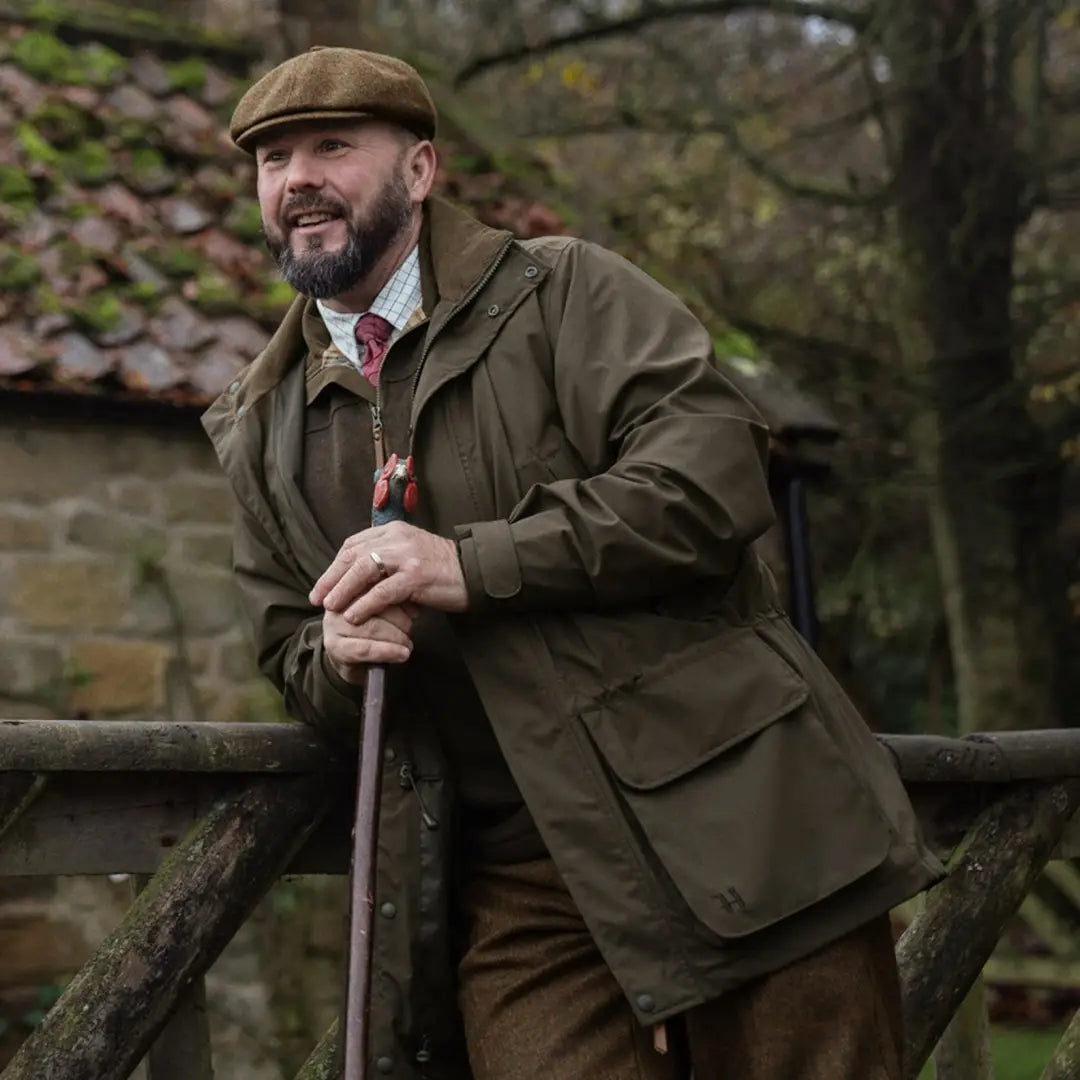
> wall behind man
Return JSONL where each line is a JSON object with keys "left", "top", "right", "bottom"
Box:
{"left": 0, "top": 409, "right": 270, "bottom": 724}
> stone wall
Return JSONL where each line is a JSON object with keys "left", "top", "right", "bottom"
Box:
{"left": 0, "top": 408, "right": 270, "bottom": 724}
{"left": 0, "top": 404, "right": 345, "bottom": 1075}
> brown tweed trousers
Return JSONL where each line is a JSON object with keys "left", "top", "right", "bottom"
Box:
{"left": 457, "top": 859, "right": 904, "bottom": 1080}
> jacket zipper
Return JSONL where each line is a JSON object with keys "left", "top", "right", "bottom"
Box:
{"left": 408, "top": 237, "right": 515, "bottom": 431}
{"left": 399, "top": 762, "right": 439, "bottom": 830}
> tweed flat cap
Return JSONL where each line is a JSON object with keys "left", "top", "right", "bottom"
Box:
{"left": 230, "top": 47, "right": 437, "bottom": 152}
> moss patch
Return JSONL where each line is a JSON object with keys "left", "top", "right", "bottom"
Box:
{"left": 191, "top": 271, "right": 243, "bottom": 315}
{"left": 0, "top": 244, "right": 42, "bottom": 290}
{"left": 141, "top": 241, "right": 207, "bottom": 279}
{"left": 67, "top": 290, "right": 123, "bottom": 334}
{"left": 29, "top": 101, "right": 90, "bottom": 147}
{"left": 224, "top": 200, "right": 263, "bottom": 244}
{"left": 166, "top": 57, "right": 207, "bottom": 95}
{"left": 0, "top": 165, "right": 37, "bottom": 211}
{"left": 65, "top": 140, "right": 114, "bottom": 186}
{"left": 16, "top": 122, "right": 62, "bottom": 168}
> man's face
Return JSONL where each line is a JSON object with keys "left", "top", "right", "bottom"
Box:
{"left": 255, "top": 121, "right": 414, "bottom": 299}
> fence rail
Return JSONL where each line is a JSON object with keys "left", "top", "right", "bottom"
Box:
{"left": 0, "top": 719, "right": 1078, "bottom": 1079}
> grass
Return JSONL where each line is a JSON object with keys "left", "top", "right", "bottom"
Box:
{"left": 918, "top": 1026, "right": 1065, "bottom": 1079}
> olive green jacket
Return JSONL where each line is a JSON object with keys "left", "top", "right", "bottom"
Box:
{"left": 203, "top": 197, "right": 942, "bottom": 1078}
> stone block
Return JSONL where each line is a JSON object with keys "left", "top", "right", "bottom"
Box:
{"left": 69, "top": 639, "right": 171, "bottom": 715}
{"left": 67, "top": 509, "right": 164, "bottom": 556}
{"left": 9, "top": 559, "right": 128, "bottom": 631}
{"left": 163, "top": 480, "right": 236, "bottom": 525}
{"left": 218, "top": 637, "right": 258, "bottom": 682}
{"left": 0, "top": 427, "right": 105, "bottom": 504}
{"left": 0, "top": 512, "right": 51, "bottom": 551}
{"left": 166, "top": 567, "right": 241, "bottom": 635}
{"left": 175, "top": 530, "right": 233, "bottom": 568}
{"left": 0, "top": 640, "right": 63, "bottom": 699}
{"left": 108, "top": 480, "right": 159, "bottom": 517}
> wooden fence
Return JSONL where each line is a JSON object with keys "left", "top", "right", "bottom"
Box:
{"left": 0, "top": 720, "right": 1078, "bottom": 1079}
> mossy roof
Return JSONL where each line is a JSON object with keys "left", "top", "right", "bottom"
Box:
{"left": 0, "top": 15, "right": 568, "bottom": 410}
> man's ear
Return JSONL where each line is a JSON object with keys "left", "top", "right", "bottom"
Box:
{"left": 406, "top": 140, "right": 437, "bottom": 204}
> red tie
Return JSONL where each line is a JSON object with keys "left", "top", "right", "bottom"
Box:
{"left": 354, "top": 313, "right": 393, "bottom": 385}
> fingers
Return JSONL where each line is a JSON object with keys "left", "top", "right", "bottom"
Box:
{"left": 321, "top": 556, "right": 380, "bottom": 613}
{"left": 378, "top": 604, "right": 416, "bottom": 634}
{"left": 324, "top": 610, "right": 413, "bottom": 668}
{"left": 343, "top": 576, "right": 413, "bottom": 626}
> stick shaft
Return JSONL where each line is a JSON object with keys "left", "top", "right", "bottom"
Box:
{"left": 343, "top": 665, "right": 389, "bottom": 1080}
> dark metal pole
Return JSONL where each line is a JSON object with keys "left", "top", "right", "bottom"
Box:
{"left": 783, "top": 477, "right": 819, "bottom": 649}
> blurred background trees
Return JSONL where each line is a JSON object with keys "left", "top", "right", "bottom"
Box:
{"left": 152, "top": 0, "right": 1080, "bottom": 736}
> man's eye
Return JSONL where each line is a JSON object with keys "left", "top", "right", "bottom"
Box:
{"left": 261, "top": 150, "right": 287, "bottom": 164}
{"left": 320, "top": 140, "right": 346, "bottom": 152}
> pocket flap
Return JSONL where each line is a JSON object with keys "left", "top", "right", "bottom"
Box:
{"left": 585, "top": 626, "right": 809, "bottom": 790}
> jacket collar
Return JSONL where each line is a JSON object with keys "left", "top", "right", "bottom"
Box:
{"left": 209, "top": 197, "right": 513, "bottom": 429}
{"left": 422, "top": 195, "right": 513, "bottom": 305}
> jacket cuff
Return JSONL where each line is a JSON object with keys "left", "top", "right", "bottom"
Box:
{"left": 455, "top": 519, "right": 523, "bottom": 610}
{"left": 318, "top": 643, "right": 368, "bottom": 702}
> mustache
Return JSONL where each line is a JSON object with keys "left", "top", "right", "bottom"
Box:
{"left": 280, "top": 194, "right": 351, "bottom": 227}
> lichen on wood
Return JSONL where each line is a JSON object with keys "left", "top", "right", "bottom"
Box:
{"left": 294, "top": 1020, "right": 340, "bottom": 1080}
{"left": 0, "top": 772, "right": 340, "bottom": 1080}
{"left": 897, "top": 779, "right": 1080, "bottom": 1078}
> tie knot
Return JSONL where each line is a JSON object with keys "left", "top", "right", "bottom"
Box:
{"left": 355, "top": 312, "right": 392, "bottom": 348}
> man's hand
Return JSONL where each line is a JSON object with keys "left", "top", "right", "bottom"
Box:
{"left": 323, "top": 605, "right": 416, "bottom": 684}
{"left": 310, "top": 522, "right": 468, "bottom": 624}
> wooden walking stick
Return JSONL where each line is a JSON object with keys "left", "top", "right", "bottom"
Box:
{"left": 343, "top": 453, "right": 418, "bottom": 1080}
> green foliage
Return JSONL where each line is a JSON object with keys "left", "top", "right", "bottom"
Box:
{"left": 0, "top": 244, "right": 42, "bottom": 290}
{"left": 167, "top": 57, "right": 207, "bottom": 94}
{"left": 917, "top": 1027, "right": 1066, "bottom": 1080}
{"left": 713, "top": 328, "right": 758, "bottom": 360}
{"left": 38, "top": 659, "right": 95, "bottom": 712}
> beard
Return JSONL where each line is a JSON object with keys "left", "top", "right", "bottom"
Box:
{"left": 265, "top": 170, "right": 412, "bottom": 300}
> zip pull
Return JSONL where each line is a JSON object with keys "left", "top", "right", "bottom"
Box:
{"left": 398, "top": 763, "right": 439, "bottom": 830}
{"left": 370, "top": 403, "right": 386, "bottom": 470}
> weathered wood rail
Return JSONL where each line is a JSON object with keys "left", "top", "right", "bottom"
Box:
{"left": 0, "top": 720, "right": 1079, "bottom": 1079}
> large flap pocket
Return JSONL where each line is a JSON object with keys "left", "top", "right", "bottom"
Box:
{"left": 581, "top": 626, "right": 893, "bottom": 938}
{"left": 586, "top": 626, "right": 809, "bottom": 789}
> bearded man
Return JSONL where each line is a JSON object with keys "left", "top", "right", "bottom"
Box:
{"left": 204, "top": 46, "right": 942, "bottom": 1080}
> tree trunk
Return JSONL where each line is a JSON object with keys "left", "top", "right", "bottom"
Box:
{"left": 885, "top": 0, "right": 1061, "bottom": 734}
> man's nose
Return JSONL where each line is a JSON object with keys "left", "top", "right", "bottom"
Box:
{"left": 285, "top": 152, "right": 326, "bottom": 192}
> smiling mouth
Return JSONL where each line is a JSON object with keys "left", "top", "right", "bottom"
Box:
{"left": 290, "top": 212, "right": 342, "bottom": 230}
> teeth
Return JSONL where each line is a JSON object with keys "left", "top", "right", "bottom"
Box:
{"left": 295, "top": 213, "right": 334, "bottom": 227}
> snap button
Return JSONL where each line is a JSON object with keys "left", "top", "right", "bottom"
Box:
{"left": 379, "top": 902, "right": 397, "bottom": 919}
{"left": 487, "top": 304, "right": 499, "bottom": 317}
{"left": 636, "top": 992, "right": 656, "bottom": 1013}
{"left": 524, "top": 265, "right": 538, "bottom": 278}
{"left": 383, "top": 746, "right": 396, "bottom": 763}
{"left": 415, "top": 1049, "right": 431, "bottom": 1064}
{"left": 228, "top": 380, "right": 240, "bottom": 393}
{"left": 235, "top": 404, "right": 245, "bottom": 419}
{"left": 375, "top": 1055, "right": 394, "bottom": 1074}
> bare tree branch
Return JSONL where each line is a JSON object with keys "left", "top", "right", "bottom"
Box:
{"left": 455, "top": 0, "right": 874, "bottom": 85}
